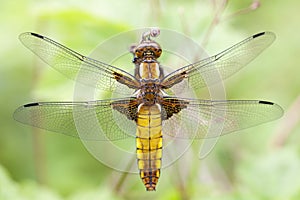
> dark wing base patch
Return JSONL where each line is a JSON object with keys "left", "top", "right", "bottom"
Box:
{"left": 161, "top": 97, "right": 189, "bottom": 120}
{"left": 111, "top": 98, "right": 139, "bottom": 121}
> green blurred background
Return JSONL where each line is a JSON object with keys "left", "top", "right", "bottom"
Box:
{"left": 1, "top": 0, "right": 300, "bottom": 199}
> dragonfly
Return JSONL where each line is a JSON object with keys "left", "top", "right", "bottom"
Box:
{"left": 14, "top": 28, "right": 283, "bottom": 191}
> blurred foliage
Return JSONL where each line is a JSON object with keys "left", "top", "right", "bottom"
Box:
{"left": 0, "top": 0, "right": 300, "bottom": 199}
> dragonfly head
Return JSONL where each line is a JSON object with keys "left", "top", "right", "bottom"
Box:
{"left": 132, "top": 41, "right": 162, "bottom": 60}
{"left": 130, "top": 28, "right": 162, "bottom": 64}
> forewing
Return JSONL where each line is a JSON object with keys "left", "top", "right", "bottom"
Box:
{"left": 161, "top": 32, "right": 275, "bottom": 92}
{"left": 19, "top": 32, "right": 139, "bottom": 95}
{"left": 161, "top": 98, "right": 283, "bottom": 139}
{"left": 13, "top": 98, "right": 138, "bottom": 140}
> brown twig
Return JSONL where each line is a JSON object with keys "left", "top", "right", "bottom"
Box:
{"left": 31, "top": 37, "right": 47, "bottom": 185}
{"left": 178, "top": 7, "right": 191, "bottom": 37}
{"left": 270, "top": 95, "right": 300, "bottom": 148}
{"left": 113, "top": 154, "right": 136, "bottom": 194}
{"left": 201, "top": 0, "right": 228, "bottom": 48}
{"left": 222, "top": 0, "right": 261, "bottom": 22}
{"left": 202, "top": 0, "right": 261, "bottom": 48}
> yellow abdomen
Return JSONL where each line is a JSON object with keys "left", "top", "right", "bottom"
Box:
{"left": 136, "top": 104, "right": 162, "bottom": 191}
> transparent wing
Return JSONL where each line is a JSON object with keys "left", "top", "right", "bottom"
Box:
{"left": 13, "top": 98, "right": 138, "bottom": 141}
{"left": 19, "top": 32, "right": 139, "bottom": 95}
{"left": 161, "top": 32, "right": 275, "bottom": 92}
{"left": 14, "top": 98, "right": 283, "bottom": 140}
{"left": 161, "top": 97, "right": 283, "bottom": 139}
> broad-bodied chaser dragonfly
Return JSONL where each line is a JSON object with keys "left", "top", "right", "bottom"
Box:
{"left": 14, "top": 28, "right": 283, "bottom": 191}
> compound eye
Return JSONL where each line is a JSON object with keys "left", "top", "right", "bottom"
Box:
{"left": 154, "top": 48, "right": 162, "bottom": 58}
{"left": 135, "top": 48, "right": 143, "bottom": 58}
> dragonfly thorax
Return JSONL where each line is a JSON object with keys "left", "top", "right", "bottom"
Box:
{"left": 137, "top": 79, "right": 162, "bottom": 105}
